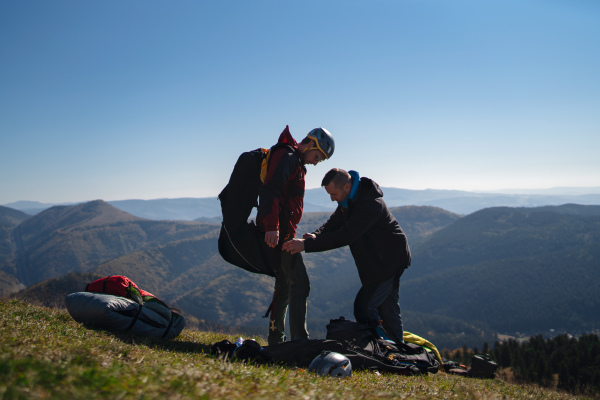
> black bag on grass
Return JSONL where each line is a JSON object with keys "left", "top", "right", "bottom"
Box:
{"left": 211, "top": 338, "right": 422, "bottom": 375}
{"left": 326, "top": 316, "right": 440, "bottom": 374}
{"left": 469, "top": 354, "right": 498, "bottom": 378}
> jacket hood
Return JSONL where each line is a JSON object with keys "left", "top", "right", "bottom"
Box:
{"left": 277, "top": 125, "right": 299, "bottom": 148}
{"left": 351, "top": 177, "right": 383, "bottom": 206}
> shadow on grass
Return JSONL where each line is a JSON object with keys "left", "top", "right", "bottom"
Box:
{"left": 82, "top": 323, "right": 215, "bottom": 355}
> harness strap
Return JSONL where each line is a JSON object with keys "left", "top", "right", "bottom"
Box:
{"left": 161, "top": 312, "right": 176, "bottom": 339}
{"left": 125, "top": 304, "right": 144, "bottom": 331}
{"left": 263, "top": 288, "right": 279, "bottom": 319}
{"left": 222, "top": 223, "right": 263, "bottom": 274}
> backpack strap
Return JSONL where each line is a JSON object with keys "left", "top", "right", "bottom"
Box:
{"left": 125, "top": 303, "right": 144, "bottom": 331}
{"left": 260, "top": 143, "right": 297, "bottom": 183}
{"left": 161, "top": 312, "right": 177, "bottom": 339}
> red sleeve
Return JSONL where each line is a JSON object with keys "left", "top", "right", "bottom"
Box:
{"left": 258, "top": 148, "right": 298, "bottom": 231}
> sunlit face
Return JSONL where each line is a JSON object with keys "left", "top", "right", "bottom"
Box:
{"left": 325, "top": 181, "right": 351, "bottom": 202}
{"left": 303, "top": 149, "right": 326, "bottom": 166}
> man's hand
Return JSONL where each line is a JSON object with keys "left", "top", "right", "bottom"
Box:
{"left": 303, "top": 233, "right": 316, "bottom": 240}
{"left": 265, "top": 230, "right": 279, "bottom": 248}
{"left": 282, "top": 238, "right": 305, "bottom": 254}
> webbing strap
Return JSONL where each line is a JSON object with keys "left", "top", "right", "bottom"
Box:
{"left": 263, "top": 300, "right": 273, "bottom": 319}
{"left": 161, "top": 312, "right": 176, "bottom": 339}
{"left": 102, "top": 275, "right": 113, "bottom": 294}
{"left": 263, "top": 288, "right": 279, "bottom": 319}
{"left": 125, "top": 304, "right": 143, "bottom": 331}
{"left": 222, "top": 223, "right": 263, "bottom": 274}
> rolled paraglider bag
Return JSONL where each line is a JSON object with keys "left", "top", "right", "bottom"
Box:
{"left": 65, "top": 292, "right": 185, "bottom": 339}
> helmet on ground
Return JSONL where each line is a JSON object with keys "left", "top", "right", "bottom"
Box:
{"left": 308, "top": 350, "right": 352, "bottom": 378}
{"left": 307, "top": 127, "right": 335, "bottom": 159}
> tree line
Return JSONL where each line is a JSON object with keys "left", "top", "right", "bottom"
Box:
{"left": 491, "top": 333, "right": 600, "bottom": 396}
{"left": 441, "top": 334, "right": 600, "bottom": 396}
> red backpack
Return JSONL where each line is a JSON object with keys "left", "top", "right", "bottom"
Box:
{"left": 86, "top": 275, "right": 162, "bottom": 306}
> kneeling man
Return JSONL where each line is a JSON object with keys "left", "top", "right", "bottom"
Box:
{"left": 283, "top": 168, "right": 411, "bottom": 344}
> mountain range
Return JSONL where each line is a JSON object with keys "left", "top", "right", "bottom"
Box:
{"left": 4, "top": 186, "right": 600, "bottom": 220}
{"left": 1, "top": 199, "right": 599, "bottom": 350}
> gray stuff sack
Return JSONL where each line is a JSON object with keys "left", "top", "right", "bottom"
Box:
{"left": 65, "top": 292, "right": 185, "bottom": 339}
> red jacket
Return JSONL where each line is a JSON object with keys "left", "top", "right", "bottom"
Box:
{"left": 256, "top": 126, "right": 306, "bottom": 240}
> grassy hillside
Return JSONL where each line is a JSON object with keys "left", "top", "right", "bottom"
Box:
{"left": 0, "top": 299, "right": 581, "bottom": 400}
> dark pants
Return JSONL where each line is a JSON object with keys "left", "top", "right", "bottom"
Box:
{"left": 267, "top": 251, "right": 310, "bottom": 345}
{"left": 354, "top": 272, "right": 405, "bottom": 344}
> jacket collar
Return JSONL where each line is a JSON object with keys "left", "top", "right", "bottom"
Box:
{"left": 340, "top": 170, "right": 360, "bottom": 209}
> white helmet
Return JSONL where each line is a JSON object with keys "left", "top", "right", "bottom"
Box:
{"left": 308, "top": 351, "right": 352, "bottom": 378}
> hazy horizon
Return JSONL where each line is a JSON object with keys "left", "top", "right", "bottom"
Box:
{"left": 4, "top": 185, "right": 600, "bottom": 208}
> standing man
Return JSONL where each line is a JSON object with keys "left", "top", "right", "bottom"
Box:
{"left": 258, "top": 125, "right": 334, "bottom": 345}
{"left": 282, "top": 168, "right": 411, "bottom": 344}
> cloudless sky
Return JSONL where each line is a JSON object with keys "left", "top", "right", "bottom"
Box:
{"left": 1, "top": 0, "right": 599, "bottom": 204}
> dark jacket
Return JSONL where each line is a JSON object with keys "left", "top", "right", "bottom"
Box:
{"left": 304, "top": 177, "right": 411, "bottom": 286}
{"left": 256, "top": 126, "right": 306, "bottom": 240}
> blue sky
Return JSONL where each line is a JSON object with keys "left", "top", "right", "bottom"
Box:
{"left": 1, "top": 0, "right": 599, "bottom": 205}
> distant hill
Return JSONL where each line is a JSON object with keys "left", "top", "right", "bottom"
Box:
{"left": 8, "top": 272, "right": 103, "bottom": 308}
{"left": 1, "top": 201, "right": 70, "bottom": 216}
{"left": 109, "top": 198, "right": 222, "bottom": 221}
{"left": 402, "top": 204, "right": 600, "bottom": 334}
{"left": 10, "top": 200, "right": 220, "bottom": 288}
{"left": 296, "top": 205, "right": 460, "bottom": 245}
{"left": 408, "top": 204, "right": 600, "bottom": 278}
{"left": 0, "top": 206, "right": 30, "bottom": 227}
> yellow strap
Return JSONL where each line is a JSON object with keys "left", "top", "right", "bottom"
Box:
{"left": 259, "top": 148, "right": 270, "bottom": 183}
{"left": 403, "top": 331, "right": 443, "bottom": 365}
{"left": 306, "top": 135, "right": 329, "bottom": 159}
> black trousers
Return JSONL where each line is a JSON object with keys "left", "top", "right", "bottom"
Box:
{"left": 354, "top": 272, "right": 405, "bottom": 344}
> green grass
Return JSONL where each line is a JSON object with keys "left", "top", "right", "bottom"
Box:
{"left": 0, "top": 299, "right": 589, "bottom": 400}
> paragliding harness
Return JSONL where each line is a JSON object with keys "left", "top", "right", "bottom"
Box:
{"left": 217, "top": 142, "right": 295, "bottom": 277}
{"left": 218, "top": 142, "right": 298, "bottom": 322}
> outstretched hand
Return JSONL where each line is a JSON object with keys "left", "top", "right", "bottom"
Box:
{"left": 282, "top": 238, "right": 305, "bottom": 254}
